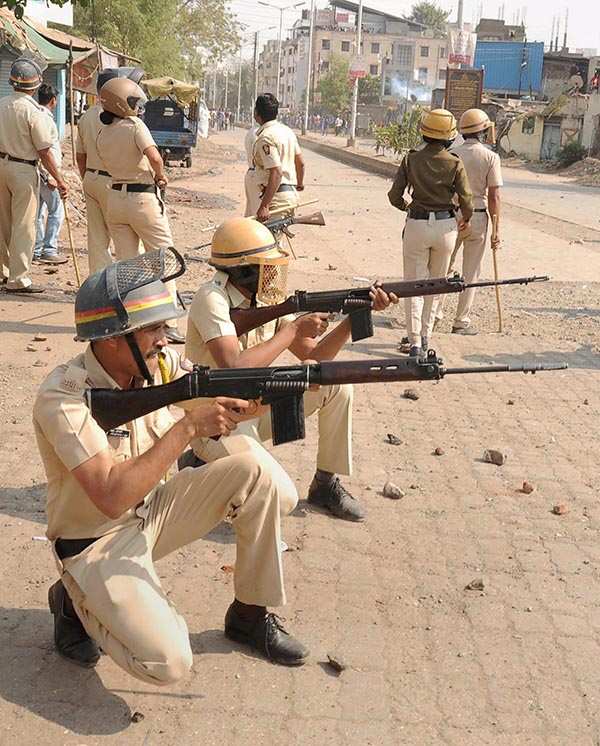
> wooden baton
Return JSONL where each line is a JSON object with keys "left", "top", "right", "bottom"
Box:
{"left": 491, "top": 214, "right": 502, "bottom": 333}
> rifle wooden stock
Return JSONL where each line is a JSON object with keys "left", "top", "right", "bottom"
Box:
{"left": 87, "top": 353, "right": 567, "bottom": 445}
{"left": 229, "top": 274, "right": 549, "bottom": 341}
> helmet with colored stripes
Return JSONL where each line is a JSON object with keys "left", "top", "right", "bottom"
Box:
{"left": 9, "top": 56, "right": 44, "bottom": 91}
{"left": 75, "top": 248, "right": 186, "bottom": 341}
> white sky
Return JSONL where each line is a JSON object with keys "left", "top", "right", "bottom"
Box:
{"left": 228, "top": 0, "right": 599, "bottom": 57}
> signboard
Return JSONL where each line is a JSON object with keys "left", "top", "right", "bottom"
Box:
{"left": 444, "top": 68, "right": 483, "bottom": 119}
{"left": 448, "top": 28, "right": 476, "bottom": 66}
{"left": 349, "top": 55, "right": 368, "bottom": 80}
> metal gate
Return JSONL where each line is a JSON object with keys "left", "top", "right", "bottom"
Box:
{"left": 541, "top": 122, "right": 561, "bottom": 160}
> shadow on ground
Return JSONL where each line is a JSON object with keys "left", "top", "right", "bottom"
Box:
{"left": 463, "top": 345, "right": 599, "bottom": 371}
{"left": 0, "top": 485, "right": 46, "bottom": 524}
{"left": 0, "top": 607, "right": 131, "bottom": 736}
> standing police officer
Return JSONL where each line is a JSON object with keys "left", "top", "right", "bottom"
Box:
{"left": 388, "top": 109, "right": 473, "bottom": 357}
{"left": 246, "top": 94, "right": 305, "bottom": 221}
{"left": 96, "top": 77, "right": 184, "bottom": 343}
{"left": 76, "top": 67, "right": 145, "bottom": 274}
{"left": 0, "top": 57, "right": 68, "bottom": 293}
{"left": 448, "top": 109, "right": 503, "bottom": 335}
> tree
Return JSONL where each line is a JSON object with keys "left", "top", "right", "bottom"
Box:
{"left": 358, "top": 74, "right": 381, "bottom": 104}
{"left": 317, "top": 55, "right": 351, "bottom": 115}
{"left": 408, "top": 1, "right": 449, "bottom": 38}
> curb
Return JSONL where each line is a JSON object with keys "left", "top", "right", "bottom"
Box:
{"left": 295, "top": 135, "right": 399, "bottom": 180}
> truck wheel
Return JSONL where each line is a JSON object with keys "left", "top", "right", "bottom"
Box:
{"left": 185, "top": 156, "right": 192, "bottom": 168}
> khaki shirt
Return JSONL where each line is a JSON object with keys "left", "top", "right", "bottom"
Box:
{"left": 76, "top": 104, "right": 106, "bottom": 172}
{"left": 252, "top": 120, "right": 300, "bottom": 188}
{"left": 186, "top": 270, "right": 291, "bottom": 368}
{"left": 388, "top": 142, "right": 473, "bottom": 221}
{"left": 451, "top": 140, "right": 502, "bottom": 210}
{"left": 33, "top": 345, "right": 181, "bottom": 540}
{"left": 96, "top": 116, "right": 156, "bottom": 183}
{"left": 0, "top": 92, "right": 54, "bottom": 161}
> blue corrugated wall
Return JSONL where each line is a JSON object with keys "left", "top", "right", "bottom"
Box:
{"left": 474, "top": 41, "right": 545, "bottom": 94}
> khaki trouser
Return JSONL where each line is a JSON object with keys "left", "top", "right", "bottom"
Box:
{"left": 244, "top": 171, "right": 299, "bottom": 218}
{"left": 402, "top": 216, "right": 457, "bottom": 345}
{"left": 453, "top": 212, "right": 489, "bottom": 329}
{"left": 83, "top": 171, "right": 113, "bottom": 274}
{"left": 194, "top": 384, "right": 353, "bottom": 476}
{"left": 58, "top": 450, "right": 298, "bottom": 686}
{"left": 0, "top": 158, "right": 39, "bottom": 289}
{"left": 106, "top": 187, "right": 178, "bottom": 327}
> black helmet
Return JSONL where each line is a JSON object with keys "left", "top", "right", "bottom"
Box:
{"left": 10, "top": 56, "right": 44, "bottom": 91}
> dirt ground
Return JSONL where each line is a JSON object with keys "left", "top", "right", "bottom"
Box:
{"left": 1, "top": 128, "right": 600, "bottom": 745}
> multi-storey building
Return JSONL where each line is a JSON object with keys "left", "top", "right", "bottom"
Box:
{"left": 256, "top": 1, "right": 450, "bottom": 111}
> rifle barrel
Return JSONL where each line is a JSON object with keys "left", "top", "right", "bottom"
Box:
{"left": 467, "top": 275, "right": 549, "bottom": 289}
{"left": 444, "top": 362, "right": 568, "bottom": 375}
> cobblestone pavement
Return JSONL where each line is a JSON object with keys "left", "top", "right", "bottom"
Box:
{"left": 1, "top": 129, "right": 600, "bottom": 745}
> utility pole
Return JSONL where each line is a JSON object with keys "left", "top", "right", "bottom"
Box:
{"left": 301, "top": 0, "right": 315, "bottom": 135}
{"left": 224, "top": 69, "right": 229, "bottom": 109}
{"left": 212, "top": 67, "right": 217, "bottom": 108}
{"left": 259, "top": 1, "right": 304, "bottom": 101}
{"left": 253, "top": 31, "right": 260, "bottom": 103}
{"left": 237, "top": 45, "right": 243, "bottom": 121}
{"left": 347, "top": 0, "right": 363, "bottom": 147}
{"left": 457, "top": 0, "right": 464, "bottom": 29}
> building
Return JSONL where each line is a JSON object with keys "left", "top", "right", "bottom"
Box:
{"left": 257, "top": 2, "right": 448, "bottom": 111}
{"left": 542, "top": 50, "right": 590, "bottom": 99}
{"left": 475, "top": 18, "right": 525, "bottom": 42}
{"left": 474, "top": 40, "right": 545, "bottom": 98}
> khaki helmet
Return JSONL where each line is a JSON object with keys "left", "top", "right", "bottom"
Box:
{"left": 420, "top": 108, "right": 457, "bottom": 141}
{"left": 459, "top": 108, "right": 496, "bottom": 144}
{"left": 99, "top": 77, "right": 147, "bottom": 118}
{"left": 210, "top": 217, "right": 289, "bottom": 305}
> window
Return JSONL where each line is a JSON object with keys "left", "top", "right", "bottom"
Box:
{"left": 370, "top": 64, "right": 379, "bottom": 75}
{"left": 522, "top": 116, "right": 536, "bottom": 135}
{"left": 288, "top": 66, "right": 293, "bottom": 73}
{"left": 439, "top": 69, "right": 447, "bottom": 80}
{"left": 418, "top": 67, "right": 428, "bottom": 82}
{"left": 322, "top": 39, "right": 330, "bottom": 50}
{"left": 439, "top": 47, "right": 446, "bottom": 58}
{"left": 395, "top": 44, "right": 413, "bottom": 66}
{"left": 341, "top": 41, "right": 350, "bottom": 52}
{"left": 420, "top": 46, "right": 429, "bottom": 57}
{"left": 371, "top": 42, "right": 380, "bottom": 53}
{"left": 321, "top": 60, "right": 329, "bottom": 71}
{"left": 266, "top": 62, "right": 271, "bottom": 69}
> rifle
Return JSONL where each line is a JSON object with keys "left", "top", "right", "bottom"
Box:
{"left": 262, "top": 210, "right": 325, "bottom": 238}
{"left": 230, "top": 273, "right": 549, "bottom": 341}
{"left": 87, "top": 351, "right": 566, "bottom": 446}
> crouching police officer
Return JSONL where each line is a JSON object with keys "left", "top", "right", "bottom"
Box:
{"left": 388, "top": 109, "right": 473, "bottom": 357}
{"left": 96, "top": 77, "right": 184, "bottom": 344}
{"left": 185, "top": 217, "right": 398, "bottom": 522}
{"left": 33, "top": 250, "right": 308, "bottom": 682}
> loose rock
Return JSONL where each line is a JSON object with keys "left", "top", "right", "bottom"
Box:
{"left": 221, "top": 564, "right": 235, "bottom": 574}
{"left": 433, "top": 447, "right": 445, "bottom": 456}
{"left": 25, "top": 345, "right": 36, "bottom": 352}
{"left": 386, "top": 433, "right": 402, "bottom": 446}
{"left": 521, "top": 481, "right": 535, "bottom": 494}
{"left": 382, "top": 481, "right": 405, "bottom": 500}
{"left": 131, "top": 711, "right": 145, "bottom": 723}
{"left": 465, "top": 578, "right": 485, "bottom": 591}
{"left": 583, "top": 398, "right": 589, "bottom": 405}
{"left": 507, "top": 399, "right": 515, "bottom": 405}
{"left": 552, "top": 504, "right": 568, "bottom": 516}
{"left": 33, "top": 334, "right": 47, "bottom": 342}
{"left": 326, "top": 653, "right": 346, "bottom": 674}
{"left": 483, "top": 449, "right": 507, "bottom": 466}
{"left": 402, "top": 388, "right": 420, "bottom": 401}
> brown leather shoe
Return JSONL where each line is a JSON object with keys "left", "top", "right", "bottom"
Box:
{"left": 48, "top": 581, "right": 100, "bottom": 668}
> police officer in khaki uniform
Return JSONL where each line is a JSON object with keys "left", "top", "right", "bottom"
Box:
{"left": 185, "top": 217, "right": 398, "bottom": 522}
{"left": 96, "top": 77, "right": 184, "bottom": 343}
{"left": 246, "top": 93, "right": 305, "bottom": 220}
{"left": 76, "top": 67, "right": 146, "bottom": 274}
{"left": 388, "top": 109, "right": 473, "bottom": 357}
{"left": 447, "top": 109, "right": 503, "bottom": 335}
{"left": 0, "top": 57, "right": 68, "bottom": 293}
{"left": 34, "top": 249, "right": 308, "bottom": 680}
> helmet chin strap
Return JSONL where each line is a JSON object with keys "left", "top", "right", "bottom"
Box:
{"left": 125, "top": 333, "right": 153, "bottom": 384}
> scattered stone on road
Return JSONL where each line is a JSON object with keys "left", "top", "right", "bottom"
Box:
{"left": 465, "top": 578, "right": 485, "bottom": 591}
{"left": 25, "top": 345, "right": 36, "bottom": 352}
{"left": 131, "top": 712, "right": 145, "bottom": 723}
{"left": 326, "top": 653, "right": 347, "bottom": 674}
{"left": 552, "top": 504, "right": 569, "bottom": 516}
{"left": 402, "top": 388, "right": 420, "bottom": 401}
{"left": 433, "top": 446, "right": 445, "bottom": 456}
{"left": 483, "top": 449, "right": 508, "bottom": 466}
{"left": 382, "top": 481, "right": 405, "bottom": 500}
{"left": 507, "top": 399, "right": 515, "bottom": 405}
{"left": 33, "top": 335, "right": 47, "bottom": 342}
{"left": 521, "top": 481, "right": 535, "bottom": 494}
{"left": 386, "top": 433, "right": 402, "bottom": 445}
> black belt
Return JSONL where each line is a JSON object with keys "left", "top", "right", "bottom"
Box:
{"left": 112, "top": 183, "right": 157, "bottom": 193}
{"left": 0, "top": 151, "right": 37, "bottom": 167}
{"left": 277, "top": 183, "right": 296, "bottom": 192}
{"left": 55, "top": 537, "right": 98, "bottom": 560}
{"left": 408, "top": 208, "right": 455, "bottom": 220}
{"left": 473, "top": 208, "right": 488, "bottom": 213}
{"left": 87, "top": 168, "right": 111, "bottom": 177}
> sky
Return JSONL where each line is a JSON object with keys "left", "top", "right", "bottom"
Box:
{"left": 228, "top": 0, "right": 600, "bottom": 58}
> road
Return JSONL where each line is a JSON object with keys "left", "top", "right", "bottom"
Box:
{"left": 1, "top": 127, "right": 600, "bottom": 745}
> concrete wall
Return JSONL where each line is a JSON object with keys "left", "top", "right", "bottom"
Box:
{"left": 506, "top": 114, "right": 544, "bottom": 159}
{"left": 582, "top": 91, "right": 600, "bottom": 150}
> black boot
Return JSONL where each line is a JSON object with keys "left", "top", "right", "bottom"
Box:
{"left": 224, "top": 603, "right": 309, "bottom": 666}
{"left": 48, "top": 580, "right": 100, "bottom": 668}
{"left": 307, "top": 474, "right": 365, "bottom": 522}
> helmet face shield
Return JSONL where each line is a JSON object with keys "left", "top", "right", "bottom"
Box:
{"left": 257, "top": 260, "right": 288, "bottom": 305}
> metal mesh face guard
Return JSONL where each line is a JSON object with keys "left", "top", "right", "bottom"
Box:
{"left": 257, "top": 262, "right": 288, "bottom": 305}
{"left": 105, "top": 247, "right": 185, "bottom": 330}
